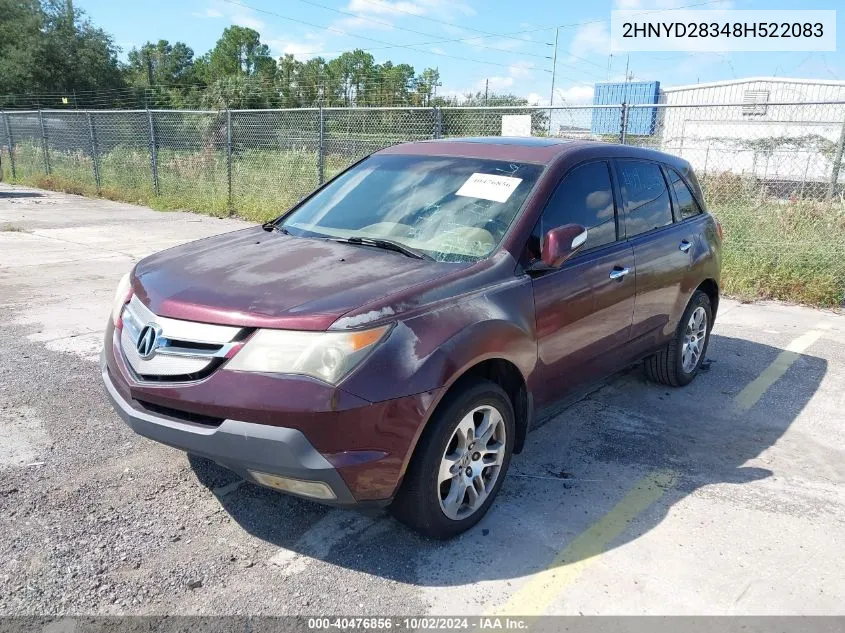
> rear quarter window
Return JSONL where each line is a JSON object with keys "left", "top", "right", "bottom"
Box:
{"left": 616, "top": 160, "right": 673, "bottom": 237}
{"left": 666, "top": 167, "right": 702, "bottom": 220}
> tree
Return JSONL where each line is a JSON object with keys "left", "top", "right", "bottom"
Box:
{"left": 126, "top": 40, "right": 196, "bottom": 86}
{"left": 39, "top": 0, "right": 124, "bottom": 97}
{"left": 0, "top": 0, "right": 124, "bottom": 107}
{"left": 205, "top": 26, "right": 276, "bottom": 79}
{"left": 297, "top": 57, "right": 329, "bottom": 106}
{"left": 414, "top": 68, "right": 441, "bottom": 106}
{"left": 377, "top": 61, "right": 415, "bottom": 106}
{"left": 327, "top": 49, "right": 377, "bottom": 106}
{"left": 276, "top": 53, "right": 301, "bottom": 107}
{"left": 0, "top": 0, "right": 43, "bottom": 100}
{"left": 201, "top": 74, "right": 272, "bottom": 110}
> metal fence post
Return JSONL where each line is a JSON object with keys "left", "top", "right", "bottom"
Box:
{"left": 226, "top": 109, "right": 233, "bottom": 214}
{"left": 432, "top": 107, "right": 443, "bottom": 139}
{"left": 3, "top": 111, "right": 15, "bottom": 180}
{"left": 619, "top": 103, "right": 628, "bottom": 145}
{"left": 38, "top": 109, "right": 51, "bottom": 175}
{"left": 827, "top": 115, "right": 845, "bottom": 200}
{"left": 799, "top": 154, "right": 811, "bottom": 200}
{"left": 87, "top": 112, "right": 101, "bottom": 194}
{"left": 317, "top": 107, "right": 325, "bottom": 186}
{"left": 146, "top": 109, "right": 159, "bottom": 196}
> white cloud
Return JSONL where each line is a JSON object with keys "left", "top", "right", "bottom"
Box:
{"left": 527, "top": 85, "right": 595, "bottom": 106}
{"left": 344, "top": 0, "right": 475, "bottom": 22}
{"left": 283, "top": 42, "right": 319, "bottom": 59}
{"left": 525, "top": 92, "right": 547, "bottom": 106}
{"left": 335, "top": 15, "right": 394, "bottom": 31}
{"left": 347, "top": 0, "right": 426, "bottom": 16}
{"left": 475, "top": 60, "right": 534, "bottom": 93}
{"left": 614, "top": 0, "right": 733, "bottom": 8}
{"left": 479, "top": 75, "right": 513, "bottom": 91}
{"left": 267, "top": 34, "right": 325, "bottom": 60}
{"left": 231, "top": 13, "right": 265, "bottom": 30}
{"left": 569, "top": 22, "right": 610, "bottom": 57}
{"left": 508, "top": 61, "right": 533, "bottom": 79}
{"left": 192, "top": 7, "right": 224, "bottom": 18}
{"left": 555, "top": 84, "right": 595, "bottom": 104}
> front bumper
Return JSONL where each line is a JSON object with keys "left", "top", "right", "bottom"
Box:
{"left": 101, "top": 354, "right": 358, "bottom": 506}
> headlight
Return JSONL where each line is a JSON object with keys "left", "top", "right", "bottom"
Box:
{"left": 111, "top": 272, "right": 132, "bottom": 325}
{"left": 226, "top": 325, "right": 391, "bottom": 385}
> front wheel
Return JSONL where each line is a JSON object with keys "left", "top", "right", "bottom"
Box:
{"left": 645, "top": 290, "right": 712, "bottom": 387}
{"left": 391, "top": 379, "right": 515, "bottom": 539}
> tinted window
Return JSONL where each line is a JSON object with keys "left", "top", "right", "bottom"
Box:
{"left": 667, "top": 167, "right": 701, "bottom": 219}
{"left": 537, "top": 161, "right": 616, "bottom": 252}
{"left": 617, "top": 160, "right": 672, "bottom": 237}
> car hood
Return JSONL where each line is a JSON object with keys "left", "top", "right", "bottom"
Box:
{"left": 132, "top": 226, "right": 465, "bottom": 330}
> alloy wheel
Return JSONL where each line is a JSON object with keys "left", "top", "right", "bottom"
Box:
{"left": 437, "top": 405, "right": 507, "bottom": 520}
{"left": 681, "top": 306, "right": 707, "bottom": 373}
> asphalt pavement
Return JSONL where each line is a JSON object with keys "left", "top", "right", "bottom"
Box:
{"left": 1, "top": 184, "right": 843, "bottom": 616}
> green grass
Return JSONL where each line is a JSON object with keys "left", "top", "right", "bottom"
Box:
{"left": 712, "top": 200, "right": 845, "bottom": 307}
{"left": 4, "top": 143, "right": 844, "bottom": 307}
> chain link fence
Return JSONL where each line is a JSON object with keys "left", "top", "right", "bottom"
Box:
{"left": 2, "top": 103, "right": 844, "bottom": 305}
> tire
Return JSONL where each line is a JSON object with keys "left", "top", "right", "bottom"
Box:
{"left": 644, "top": 290, "right": 712, "bottom": 387}
{"left": 391, "top": 379, "right": 515, "bottom": 539}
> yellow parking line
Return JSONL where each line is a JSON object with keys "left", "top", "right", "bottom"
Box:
{"left": 491, "top": 469, "right": 677, "bottom": 616}
{"left": 734, "top": 330, "right": 822, "bottom": 411}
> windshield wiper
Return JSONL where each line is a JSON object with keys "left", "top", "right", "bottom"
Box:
{"left": 261, "top": 221, "right": 290, "bottom": 235}
{"left": 333, "top": 236, "right": 432, "bottom": 261}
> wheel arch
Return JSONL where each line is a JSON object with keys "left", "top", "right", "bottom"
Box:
{"left": 696, "top": 278, "right": 719, "bottom": 321}
{"left": 449, "top": 358, "right": 531, "bottom": 454}
{"left": 402, "top": 355, "right": 532, "bottom": 488}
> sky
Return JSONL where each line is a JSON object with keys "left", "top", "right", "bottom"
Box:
{"left": 74, "top": 0, "right": 844, "bottom": 104}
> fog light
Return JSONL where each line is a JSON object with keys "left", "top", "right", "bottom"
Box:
{"left": 249, "top": 471, "right": 336, "bottom": 500}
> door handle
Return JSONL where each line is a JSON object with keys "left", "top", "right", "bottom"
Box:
{"left": 679, "top": 240, "right": 692, "bottom": 253}
{"left": 609, "top": 266, "right": 630, "bottom": 280}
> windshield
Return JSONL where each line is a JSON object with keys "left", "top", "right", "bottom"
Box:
{"left": 280, "top": 154, "right": 544, "bottom": 263}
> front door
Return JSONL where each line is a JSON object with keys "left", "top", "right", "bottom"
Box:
{"left": 528, "top": 160, "right": 636, "bottom": 408}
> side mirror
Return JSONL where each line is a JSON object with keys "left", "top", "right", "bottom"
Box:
{"left": 541, "top": 224, "right": 588, "bottom": 268}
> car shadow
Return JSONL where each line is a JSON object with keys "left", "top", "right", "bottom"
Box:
{"left": 0, "top": 191, "right": 43, "bottom": 198}
{"left": 189, "top": 332, "right": 826, "bottom": 587}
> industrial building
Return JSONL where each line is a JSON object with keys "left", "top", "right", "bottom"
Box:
{"left": 587, "top": 77, "right": 845, "bottom": 194}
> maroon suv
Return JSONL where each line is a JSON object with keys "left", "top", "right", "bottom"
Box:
{"left": 102, "top": 137, "right": 722, "bottom": 538}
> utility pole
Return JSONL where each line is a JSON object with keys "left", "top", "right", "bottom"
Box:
{"left": 484, "top": 79, "right": 489, "bottom": 106}
{"left": 549, "top": 27, "right": 559, "bottom": 107}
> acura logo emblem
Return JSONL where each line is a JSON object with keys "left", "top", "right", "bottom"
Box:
{"left": 136, "top": 323, "right": 162, "bottom": 359}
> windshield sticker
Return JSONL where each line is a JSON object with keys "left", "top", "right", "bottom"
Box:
{"left": 455, "top": 173, "right": 523, "bottom": 203}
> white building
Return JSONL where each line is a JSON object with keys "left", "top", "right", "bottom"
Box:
{"left": 653, "top": 77, "right": 845, "bottom": 190}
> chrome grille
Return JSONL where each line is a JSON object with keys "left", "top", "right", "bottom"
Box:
{"left": 119, "top": 296, "right": 243, "bottom": 379}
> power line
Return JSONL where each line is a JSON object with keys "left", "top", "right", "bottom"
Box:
{"left": 260, "top": 0, "right": 729, "bottom": 79}
{"left": 354, "top": 0, "right": 545, "bottom": 45}
{"left": 220, "top": 0, "right": 541, "bottom": 71}
{"left": 350, "top": 0, "right": 730, "bottom": 50}
{"left": 291, "top": 0, "right": 553, "bottom": 60}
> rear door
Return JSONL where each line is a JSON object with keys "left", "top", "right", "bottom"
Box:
{"left": 528, "top": 160, "right": 636, "bottom": 407}
{"left": 615, "top": 159, "right": 695, "bottom": 354}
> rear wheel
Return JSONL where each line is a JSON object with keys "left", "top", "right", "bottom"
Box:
{"left": 645, "top": 290, "right": 712, "bottom": 387}
{"left": 391, "top": 379, "right": 514, "bottom": 539}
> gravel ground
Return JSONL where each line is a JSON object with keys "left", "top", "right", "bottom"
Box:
{"left": 1, "top": 185, "right": 844, "bottom": 616}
